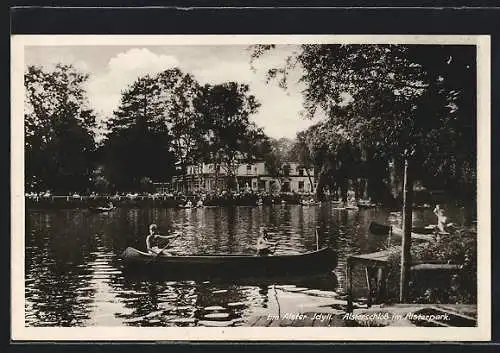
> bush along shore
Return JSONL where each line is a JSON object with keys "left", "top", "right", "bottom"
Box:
{"left": 383, "top": 227, "right": 477, "bottom": 305}
{"left": 25, "top": 192, "right": 314, "bottom": 209}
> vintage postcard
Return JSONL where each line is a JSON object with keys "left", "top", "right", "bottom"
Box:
{"left": 11, "top": 34, "right": 491, "bottom": 341}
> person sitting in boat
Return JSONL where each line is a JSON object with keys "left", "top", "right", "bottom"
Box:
{"left": 146, "top": 224, "right": 178, "bottom": 255}
{"left": 433, "top": 204, "right": 448, "bottom": 233}
{"left": 256, "top": 227, "right": 277, "bottom": 256}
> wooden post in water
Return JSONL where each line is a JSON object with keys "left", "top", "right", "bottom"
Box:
{"left": 399, "top": 156, "right": 414, "bottom": 303}
{"left": 315, "top": 227, "right": 320, "bottom": 250}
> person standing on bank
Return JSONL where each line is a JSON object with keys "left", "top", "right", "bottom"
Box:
{"left": 433, "top": 204, "right": 448, "bottom": 233}
{"left": 146, "top": 223, "right": 178, "bottom": 255}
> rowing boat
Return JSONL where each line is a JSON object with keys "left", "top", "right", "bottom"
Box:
{"left": 121, "top": 246, "right": 337, "bottom": 278}
{"left": 369, "top": 221, "right": 436, "bottom": 242}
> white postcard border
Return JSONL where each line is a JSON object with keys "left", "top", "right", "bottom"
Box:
{"left": 11, "top": 34, "right": 491, "bottom": 342}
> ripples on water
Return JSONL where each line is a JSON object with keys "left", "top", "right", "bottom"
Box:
{"left": 25, "top": 204, "right": 464, "bottom": 327}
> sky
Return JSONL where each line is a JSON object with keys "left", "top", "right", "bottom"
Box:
{"left": 24, "top": 45, "right": 320, "bottom": 139}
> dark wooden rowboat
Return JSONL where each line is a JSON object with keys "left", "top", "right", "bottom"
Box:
{"left": 121, "top": 246, "right": 337, "bottom": 278}
{"left": 369, "top": 221, "right": 435, "bottom": 242}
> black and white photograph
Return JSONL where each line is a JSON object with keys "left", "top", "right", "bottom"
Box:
{"left": 11, "top": 35, "right": 490, "bottom": 341}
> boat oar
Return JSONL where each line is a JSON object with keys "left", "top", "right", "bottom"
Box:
{"left": 272, "top": 241, "right": 279, "bottom": 253}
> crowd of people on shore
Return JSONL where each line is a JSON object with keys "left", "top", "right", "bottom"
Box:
{"left": 25, "top": 188, "right": 321, "bottom": 207}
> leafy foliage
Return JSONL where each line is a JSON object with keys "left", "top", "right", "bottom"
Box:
{"left": 251, "top": 44, "right": 476, "bottom": 202}
{"left": 194, "top": 82, "right": 263, "bottom": 189}
{"left": 263, "top": 137, "right": 294, "bottom": 178}
{"left": 24, "top": 64, "right": 97, "bottom": 192}
{"left": 384, "top": 228, "right": 477, "bottom": 304}
{"left": 102, "top": 74, "right": 177, "bottom": 190}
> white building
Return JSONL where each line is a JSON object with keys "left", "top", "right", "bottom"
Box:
{"left": 167, "top": 161, "right": 316, "bottom": 194}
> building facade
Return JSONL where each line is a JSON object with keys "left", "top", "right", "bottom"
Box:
{"left": 164, "top": 161, "right": 316, "bottom": 194}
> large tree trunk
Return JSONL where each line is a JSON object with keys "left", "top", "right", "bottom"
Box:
{"left": 214, "top": 163, "right": 220, "bottom": 192}
{"left": 400, "top": 158, "right": 414, "bottom": 303}
{"left": 315, "top": 170, "right": 327, "bottom": 201}
{"left": 305, "top": 168, "right": 315, "bottom": 194}
{"left": 362, "top": 178, "right": 369, "bottom": 199}
{"left": 340, "top": 178, "right": 348, "bottom": 203}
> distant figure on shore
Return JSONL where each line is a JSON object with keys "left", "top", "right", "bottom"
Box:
{"left": 196, "top": 199, "right": 204, "bottom": 208}
{"left": 256, "top": 227, "right": 277, "bottom": 256}
{"left": 185, "top": 200, "right": 193, "bottom": 208}
{"left": 146, "top": 224, "right": 178, "bottom": 255}
{"left": 433, "top": 204, "right": 448, "bottom": 233}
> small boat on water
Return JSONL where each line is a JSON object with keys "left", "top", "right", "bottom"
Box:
{"left": 301, "top": 199, "right": 320, "bottom": 206}
{"left": 90, "top": 204, "right": 115, "bottom": 213}
{"left": 369, "top": 221, "right": 436, "bottom": 242}
{"left": 414, "top": 203, "right": 432, "bottom": 209}
{"left": 179, "top": 201, "right": 197, "bottom": 209}
{"left": 121, "top": 246, "right": 337, "bottom": 278}
{"left": 357, "top": 200, "right": 377, "bottom": 209}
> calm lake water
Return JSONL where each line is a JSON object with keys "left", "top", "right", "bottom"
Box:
{"left": 25, "top": 203, "right": 460, "bottom": 327}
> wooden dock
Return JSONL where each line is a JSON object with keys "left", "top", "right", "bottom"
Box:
{"left": 346, "top": 246, "right": 464, "bottom": 310}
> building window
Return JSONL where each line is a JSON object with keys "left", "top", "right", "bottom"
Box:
{"left": 298, "top": 181, "right": 304, "bottom": 191}
{"left": 247, "top": 164, "right": 252, "bottom": 174}
{"left": 299, "top": 169, "right": 304, "bottom": 176}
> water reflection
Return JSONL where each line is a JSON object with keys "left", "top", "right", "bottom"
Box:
{"left": 25, "top": 203, "right": 464, "bottom": 326}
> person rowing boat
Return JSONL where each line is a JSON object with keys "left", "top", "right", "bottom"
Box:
{"left": 146, "top": 223, "right": 179, "bottom": 255}
{"left": 256, "top": 227, "right": 277, "bottom": 256}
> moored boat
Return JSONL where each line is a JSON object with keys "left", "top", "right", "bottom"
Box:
{"left": 369, "top": 221, "right": 435, "bottom": 242}
{"left": 121, "top": 246, "right": 337, "bottom": 278}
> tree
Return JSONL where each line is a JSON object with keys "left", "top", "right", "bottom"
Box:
{"left": 194, "top": 82, "right": 262, "bottom": 191}
{"left": 156, "top": 69, "right": 203, "bottom": 175}
{"left": 263, "top": 137, "right": 294, "bottom": 192}
{"left": 24, "top": 64, "right": 97, "bottom": 193}
{"left": 90, "top": 166, "right": 111, "bottom": 194}
{"left": 290, "top": 131, "right": 316, "bottom": 194}
{"left": 103, "top": 75, "right": 176, "bottom": 190}
{"left": 251, "top": 44, "right": 476, "bottom": 203}
{"left": 251, "top": 44, "right": 476, "bottom": 302}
